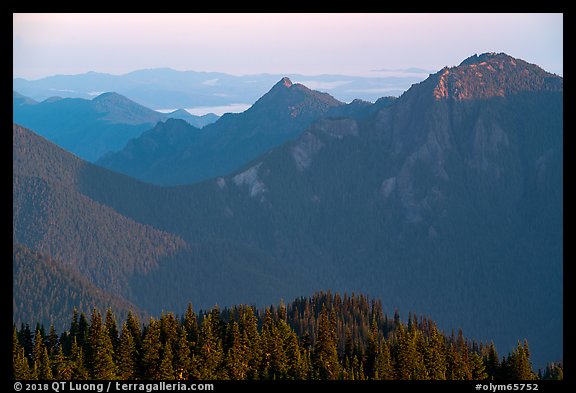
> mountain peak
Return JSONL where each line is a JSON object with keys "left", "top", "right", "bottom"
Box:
{"left": 251, "top": 77, "right": 342, "bottom": 114}
{"left": 168, "top": 109, "right": 191, "bottom": 116}
{"left": 275, "top": 77, "right": 293, "bottom": 89}
{"left": 93, "top": 91, "right": 128, "bottom": 103}
{"left": 42, "top": 96, "right": 64, "bottom": 104}
{"left": 427, "top": 52, "right": 562, "bottom": 101}
{"left": 91, "top": 92, "right": 155, "bottom": 115}
{"left": 13, "top": 91, "right": 38, "bottom": 106}
{"left": 458, "top": 52, "right": 507, "bottom": 66}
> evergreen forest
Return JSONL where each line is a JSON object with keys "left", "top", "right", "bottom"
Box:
{"left": 12, "top": 292, "right": 562, "bottom": 381}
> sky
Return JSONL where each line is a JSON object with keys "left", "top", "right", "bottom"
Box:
{"left": 13, "top": 13, "right": 563, "bottom": 80}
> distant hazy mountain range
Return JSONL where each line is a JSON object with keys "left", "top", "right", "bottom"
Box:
{"left": 97, "top": 77, "right": 348, "bottom": 185}
{"left": 13, "top": 68, "right": 424, "bottom": 109}
{"left": 13, "top": 53, "right": 562, "bottom": 369}
{"left": 13, "top": 91, "right": 218, "bottom": 162}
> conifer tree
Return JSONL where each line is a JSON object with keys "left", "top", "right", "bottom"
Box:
{"left": 13, "top": 327, "right": 31, "bottom": 379}
{"left": 183, "top": 303, "right": 199, "bottom": 349}
{"left": 193, "top": 311, "right": 224, "bottom": 379}
{"left": 174, "top": 329, "right": 192, "bottom": 380}
{"left": 209, "top": 306, "right": 225, "bottom": 344}
{"left": 344, "top": 327, "right": 354, "bottom": 361}
{"left": 14, "top": 347, "right": 31, "bottom": 379}
{"left": 32, "top": 329, "right": 50, "bottom": 379}
{"left": 70, "top": 308, "right": 80, "bottom": 339}
{"left": 454, "top": 329, "right": 472, "bottom": 380}
{"left": 52, "top": 345, "right": 72, "bottom": 380}
{"left": 278, "top": 316, "right": 300, "bottom": 379}
{"left": 261, "top": 308, "right": 288, "bottom": 379}
{"left": 19, "top": 324, "right": 34, "bottom": 365}
{"left": 445, "top": 342, "right": 458, "bottom": 380}
{"left": 313, "top": 305, "right": 340, "bottom": 379}
{"left": 38, "top": 347, "right": 53, "bottom": 380}
{"left": 412, "top": 329, "right": 429, "bottom": 379}
{"left": 342, "top": 356, "right": 352, "bottom": 380}
{"left": 225, "top": 321, "right": 248, "bottom": 380}
{"left": 35, "top": 323, "right": 45, "bottom": 340}
{"left": 423, "top": 324, "right": 446, "bottom": 379}
{"left": 141, "top": 318, "right": 162, "bottom": 379}
{"left": 87, "top": 309, "right": 117, "bottom": 379}
{"left": 105, "top": 308, "right": 120, "bottom": 354}
{"left": 160, "top": 312, "right": 179, "bottom": 348}
{"left": 77, "top": 312, "right": 89, "bottom": 348}
{"left": 285, "top": 331, "right": 306, "bottom": 379}
{"left": 240, "top": 306, "right": 262, "bottom": 380}
{"left": 394, "top": 322, "right": 416, "bottom": 379}
{"left": 357, "top": 357, "right": 366, "bottom": 380}
{"left": 470, "top": 351, "right": 488, "bottom": 380}
{"left": 126, "top": 311, "right": 142, "bottom": 358}
{"left": 70, "top": 337, "right": 88, "bottom": 380}
{"left": 510, "top": 340, "right": 536, "bottom": 380}
{"left": 484, "top": 341, "right": 500, "bottom": 379}
{"left": 375, "top": 339, "right": 394, "bottom": 380}
{"left": 159, "top": 341, "right": 175, "bottom": 379}
{"left": 46, "top": 324, "right": 59, "bottom": 355}
{"left": 365, "top": 317, "right": 379, "bottom": 379}
{"left": 32, "top": 329, "right": 44, "bottom": 370}
{"left": 500, "top": 354, "right": 513, "bottom": 380}
{"left": 117, "top": 322, "right": 138, "bottom": 379}
{"left": 522, "top": 340, "right": 537, "bottom": 380}
{"left": 13, "top": 326, "right": 22, "bottom": 357}
{"left": 300, "top": 347, "right": 313, "bottom": 379}
{"left": 542, "top": 362, "right": 563, "bottom": 380}
{"left": 59, "top": 332, "right": 71, "bottom": 357}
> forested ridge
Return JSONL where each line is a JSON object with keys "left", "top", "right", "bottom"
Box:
{"left": 13, "top": 244, "right": 144, "bottom": 327}
{"left": 12, "top": 292, "right": 562, "bottom": 381}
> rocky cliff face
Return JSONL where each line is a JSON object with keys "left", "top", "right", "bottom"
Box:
{"left": 363, "top": 52, "right": 562, "bottom": 228}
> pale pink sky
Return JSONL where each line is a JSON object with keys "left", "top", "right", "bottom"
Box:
{"left": 13, "top": 13, "right": 563, "bottom": 80}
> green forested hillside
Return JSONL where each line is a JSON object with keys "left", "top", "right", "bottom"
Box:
{"left": 13, "top": 124, "right": 308, "bottom": 327}
{"left": 13, "top": 124, "right": 188, "bottom": 305}
{"left": 13, "top": 244, "right": 143, "bottom": 329}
